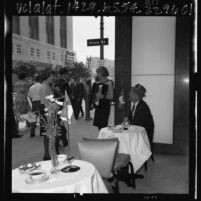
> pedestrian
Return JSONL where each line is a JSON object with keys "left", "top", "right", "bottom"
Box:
{"left": 56, "top": 68, "right": 72, "bottom": 102}
{"left": 49, "top": 70, "right": 62, "bottom": 98}
{"left": 83, "top": 78, "right": 92, "bottom": 120}
{"left": 13, "top": 72, "right": 31, "bottom": 131}
{"left": 12, "top": 98, "right": 23, "bottom": 138}
{"left": 27, "top": 74, "right": 42, "bottom": 137}
{"left": 93, "top": 67, "right": 114, "bottom": 131}
{"left": 69, "top": 77, "right": 77, "bottom": 119}
{"left": 39, "top": 71, "right": 54, "bottom": 161}
{"left": 74, "top": 77, "right": 84, "bottom": 119}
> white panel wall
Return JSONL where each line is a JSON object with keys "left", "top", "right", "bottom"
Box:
{"left": 131, "top": 76, "right": 174, "bottom": 144}
{"left": 131, "top": 17, "right": 176, "bottom": 144}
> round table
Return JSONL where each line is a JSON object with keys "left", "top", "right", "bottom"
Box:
{"left": 98, "top": 125, "right": 152, "bottom": 173}
{"left": 12, "top": 160, "right": 108, "bottom": 194}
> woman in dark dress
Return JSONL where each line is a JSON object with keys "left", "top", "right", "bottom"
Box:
{"left": 93, "top": 67, "right": 114, "bottom": 131}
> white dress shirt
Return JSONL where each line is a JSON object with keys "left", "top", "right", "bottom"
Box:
{"left": 132, "top": 101, "right": 139, "bottom": 119}
{"left": 28, "top": 82, "right": 42, "bottom": 101}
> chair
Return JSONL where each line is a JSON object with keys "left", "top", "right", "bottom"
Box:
{"left": 77, "top": 138, "right": 119, "bottom": 193}
{"left": 113, "top": 153, "right": 136, "bottom": 189}
{"left": 81, "top": 137, "right": 136, "bottom": 190}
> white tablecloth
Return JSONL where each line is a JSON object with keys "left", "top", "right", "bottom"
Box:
{"left": 12, "top": 160, "right": 108, "bottom": 194}
{"left": 98, "top": 125, "right": 152, "bottom": 173}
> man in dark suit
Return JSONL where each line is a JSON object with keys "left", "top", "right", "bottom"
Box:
{"left": 73, "top": 77, "right": 84, "bottom": 119}
{"left": 125, "top": 84, "right": 154, "bottom": 156}
{"left": 56, "top": 68, "right": 72, "bottom": 102}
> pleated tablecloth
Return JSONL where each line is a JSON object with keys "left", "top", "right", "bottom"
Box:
{"left": 98, "top": 125, "right": 152, "bottom": 173}
{"left": 12, "top": 160, "right": 108, "bottom": 194}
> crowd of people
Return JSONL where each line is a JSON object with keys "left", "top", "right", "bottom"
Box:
{"left": 12, "top": 65, "right": 154, "bottom": 161}
{"left": 12, "top": 66, "right": 116, "bottom": 160}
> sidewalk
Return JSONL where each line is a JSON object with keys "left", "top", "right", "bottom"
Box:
{"left": 12, "top": 110, "right": 98, "bottom": 169}
{"left": 12, "top": 101, "right": 115, "bottom": 169}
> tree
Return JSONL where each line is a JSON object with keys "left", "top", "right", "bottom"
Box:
{"left": 66, "top": 62, "right": 91, "bottom": 79}
{"left": 12, "top": 60, "right": 36, "bottom": 76}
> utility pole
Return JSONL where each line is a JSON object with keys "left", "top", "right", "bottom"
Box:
{"left": 100, "top": 16, "right": 104, "bottom": 60}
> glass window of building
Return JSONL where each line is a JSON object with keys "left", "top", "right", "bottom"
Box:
{"left": 12, "top": 16, "right": 20, "bottom": 35}
{"left": 52, "top": 52, "right": 55, "bottom": 60}
{"left": 60, "top": 17, "right": 67, "bottom": 48}
{"left": 47, "top": 51, "right": 50, "bottom": 59}
{"left": 61, "top": 54, "right": 64, "bottom": 62}
{"left": 17, "top": 44, "right": 21, "bottom": 53}
{"left": 36, "top": 49, "right": 40, "bottom": 58}
{"left": 29, "top": 17, "right": 39, "bottom": 40}
{"left": 30, "top": 47, "right": 34, "bottom": 56}
{"left": 46, "top": 16, "right": 54, "bottom": 45}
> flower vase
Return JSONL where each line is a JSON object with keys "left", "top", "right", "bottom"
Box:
{"left": 49, "top": 136, "right": 59, "bottom": 174}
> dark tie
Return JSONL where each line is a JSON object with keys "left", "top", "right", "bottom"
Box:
{"left": 131, "top": 104, "right": 135, "bottom": 119}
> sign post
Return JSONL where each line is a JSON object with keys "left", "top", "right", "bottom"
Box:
{"left": 87, "top": 38, "right": 108, "bottom": 46}
{"left": 87, "top": 17, "right": 109, "bottom": 62}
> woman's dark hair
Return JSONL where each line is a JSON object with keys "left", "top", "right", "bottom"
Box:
{"left": 50, "top": 70, "right": 56, "bottom": 75}
{"left": 40, "top": 71, "right": 50, "bottom": 82}
{"left": 96, "top": 66, "right": 109, "bottom": 77}
{"left": 35, "top": 74, "right": 41, "bottom": 82}
{"left": 18, "top": 72, "right": 26, "bottom": 80}
{"left": 86, "top": 79, "right": 91, "bottom": 86}
{"left": 95, "top": 76, "right": 100, "bottom": 82}
{"left": 59, "top": 68, "right": 69, "bottom": 75}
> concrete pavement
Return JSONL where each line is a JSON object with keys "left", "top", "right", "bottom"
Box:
{"left": 12, "top": 108, "right": 99, "bottom": 169}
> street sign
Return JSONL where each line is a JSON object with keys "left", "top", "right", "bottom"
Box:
{"left": 98, "top": 60, "right": 105, "bottom": 66}
{"left": 87, "top": 38, "right": 109, "bottom": 46}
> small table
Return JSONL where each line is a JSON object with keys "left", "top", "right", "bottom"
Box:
{"left": 98, "top": 125, "right": 152, "bottom": 173}
{"left": 12, "top": 160, "right": 108, "bottom": 194}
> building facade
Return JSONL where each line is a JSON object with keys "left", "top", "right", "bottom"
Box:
{"left": 12, "top": 16, "right": 75, "bottom": 69}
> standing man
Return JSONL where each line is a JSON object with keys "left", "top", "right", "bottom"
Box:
{"left": 74, "top": 77, "right": 84, "bottom": 119}
{"left": 69, "top": 77, "right": 77, "bottom": 119}
{"left": 83, "top": 78, "right": 92, "bottom": 120}
{"left": 124, "top": 84, "right": 154, "bottom": 155}
{"left": 27, "top": 74, "right": 42, "bottom": 137}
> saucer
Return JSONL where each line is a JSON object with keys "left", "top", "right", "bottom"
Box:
{"left": 19, "top": 163, "right": 41, "bottom": 174}
{"left": 25, "top": 174, "right": 49, "bottom": 185}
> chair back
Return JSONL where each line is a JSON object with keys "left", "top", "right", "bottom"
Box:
{"left": 77, "top": 138, "right": 118, "bottom": 178}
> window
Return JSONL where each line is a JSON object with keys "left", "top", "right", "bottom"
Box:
{"left": 47, "top": 51, "right": 50, "bottom": 59}
{"left": 60, "top": 17, "right": 67, "bottom": 48}
{"left": 30, "top": 47, "right": 34, "bottom": 56}
{"left": 52, "top": 52, "right": 55, "bottom": 60}
{"left": 46, "top": 16, "right": 54, "bottom": 45}
{"left": 61, "top": 54, "right": 64, "bottom": 62}
{"left": 12, "top": 16, "right": 20, "bottom": 35}
{"left": 36, "top": 49, "right": 40, "bottom": 57}
{"left": 17, "top": 44, "right": 21, "bottom": 53}
{"left": 29, "top": 17, "right": 39, "bottom": 40}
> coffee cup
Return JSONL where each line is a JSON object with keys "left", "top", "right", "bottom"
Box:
{"left": 29, "top": 171, "right": 44, "bottom": 181}
{"left": 57, "top": 154, "right": 67, "bottom": 164}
